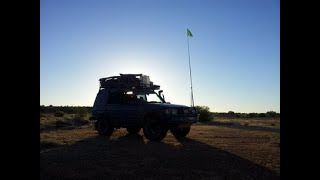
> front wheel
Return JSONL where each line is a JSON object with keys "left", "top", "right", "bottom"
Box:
{"left": 170, "top": 127, "right": 190, "bottom": 137}
{"left": 97, "top": 119, "right": 113, "bottom": 136}
{"left": 143, "top": 117, "right": 168, "bottom": 141}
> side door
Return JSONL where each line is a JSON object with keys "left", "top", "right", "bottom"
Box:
{"left": 119, "top": 92, "right": 141, "bottom": 127}
{"left": 107, "top": 91, "right": 141, "bottom": 127}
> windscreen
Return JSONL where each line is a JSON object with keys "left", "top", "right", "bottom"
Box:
{"left": 136, "top": 92, "right": 163, "bottom": 103}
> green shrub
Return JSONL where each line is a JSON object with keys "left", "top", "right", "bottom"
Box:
{"left": 72, "top": 115, "right": 90, "bottom": 126}
{"left": 266, "top": 111, "right": 279, "bottom": 118}
{"left": 248, "top": 113, "right": 258, "bottom": 118}
{"left": 74, "top": 108, "right": 88, "bottom": 119}
{"left": 195, "top": 106, "right": 212, "bottom": 122}
{"left": 258, "top": 113, "right": 266, "bottom": 118}
{"left": 54, "top": 111, "right": 65, "bottom": 117}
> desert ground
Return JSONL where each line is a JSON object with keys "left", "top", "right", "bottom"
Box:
{"left": 40, "top": 115, "right": 280, "bottom": 180}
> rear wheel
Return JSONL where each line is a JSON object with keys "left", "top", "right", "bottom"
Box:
{"left": 127, "top": 127, "right": 141, "bottom": 134}
{"left": 97, "top": 119, "right": 113, "bottom": 136}
{"left": 143, "top": 117, "right": 168, "bottom": 141}
{"left": 170, "top": 127, "right": 190, "bottom": 137}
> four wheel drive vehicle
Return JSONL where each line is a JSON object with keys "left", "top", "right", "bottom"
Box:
{"left": 90, "top": 74, "right": 199, "bottom": 141}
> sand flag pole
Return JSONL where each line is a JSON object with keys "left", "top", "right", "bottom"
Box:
{"left": 187, "top": 28, "right": 194, "bottom": 107}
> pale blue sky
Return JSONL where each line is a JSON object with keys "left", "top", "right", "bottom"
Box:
{"left": 40, "top": 0, "right": 280, "bottom": 113}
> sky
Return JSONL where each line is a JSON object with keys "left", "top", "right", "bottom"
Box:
{"left": 40, "top": 0, "right": 280, "bottom": 113}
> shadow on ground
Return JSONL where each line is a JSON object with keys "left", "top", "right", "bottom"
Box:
{"left": 40, "top": 133, "right": 279, "bottom": 180}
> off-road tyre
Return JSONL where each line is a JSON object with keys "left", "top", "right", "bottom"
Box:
{"left": 97, "top": 118, "right": 114, "bottom": 136}
{"left": 143, "top": 116, "right": 168, "bottom": 141}
{"left": 170, "top": 127, "right": 190, "bottom": 137}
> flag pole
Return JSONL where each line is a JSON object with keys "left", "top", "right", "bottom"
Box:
{"left": 187, "top": 29, "right": 194, "bottom": 107}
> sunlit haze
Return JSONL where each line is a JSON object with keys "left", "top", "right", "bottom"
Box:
{"left": 40, "top": 0, "right": 280, "bottom": 113}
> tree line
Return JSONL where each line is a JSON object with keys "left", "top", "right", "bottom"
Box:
{"left": 40, "top": 105, "right": 280, "bottom": 122}
{"left": 195, "top": 106, "right": 280, "bottom": 122}
{"left": 213, "top": 111, "right": 280, "bottom": 118}
{"left": 40, "top": 105, "right": 91, "bottom": 114}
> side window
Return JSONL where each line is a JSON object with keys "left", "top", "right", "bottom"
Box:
{"left": 93, "top": 93, "right": 107, "bottom": 108}
{"left": 136, "top": 94, "right": 146, "bottom": 102}
{"left": 107, "top": 92, "right": 122, "bottom": 104}
{"left": 123, "top": 91, "right": 137, "bottom": 104}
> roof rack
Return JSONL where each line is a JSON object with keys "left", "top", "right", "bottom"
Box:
{"left": 99, "top": 74, "right": 160, "bottom": 91}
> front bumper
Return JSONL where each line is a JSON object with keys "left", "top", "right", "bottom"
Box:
{"left": 166, "top": 114, "right": 199, "bottom": 127}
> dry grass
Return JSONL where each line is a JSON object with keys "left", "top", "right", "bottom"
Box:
{"left": 40, "top": 124, "right": 96, "bottom": 150}
{"left": 210, "top": 117, "right": 280, "bottom": 129}
{"left": 40, "top": 113, "right": 90, "bottom": 132}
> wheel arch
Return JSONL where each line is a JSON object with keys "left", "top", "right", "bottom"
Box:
{"left": 143, "top": 112, "right": 161, "bottom": 125}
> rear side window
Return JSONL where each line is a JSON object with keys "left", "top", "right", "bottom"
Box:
{"left": 93, "top": 92, "right": 107, "bottom": 108}
{"left": 108, "top": 92, "right": 122, "bottom": 104}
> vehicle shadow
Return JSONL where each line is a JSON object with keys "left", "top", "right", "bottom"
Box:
{"left": 40, "top": 133, "right": 279, "bottom": 180}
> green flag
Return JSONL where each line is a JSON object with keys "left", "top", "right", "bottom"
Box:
{"left": 187, "top": 28, "right": 193, "bottom": 37}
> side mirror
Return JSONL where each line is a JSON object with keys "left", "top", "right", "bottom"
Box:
{"left": 158, "top": 90, "right": 163, "bottom": 96}
{"left": 158, "top": 90, "right": 165, "bottom": 102}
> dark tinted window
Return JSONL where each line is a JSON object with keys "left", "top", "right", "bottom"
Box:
{"left": 93, "top": 93, "right": 107, "bottom": 108}
{"left": 108, "top": 92, "right": 122, "bottom": 104}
